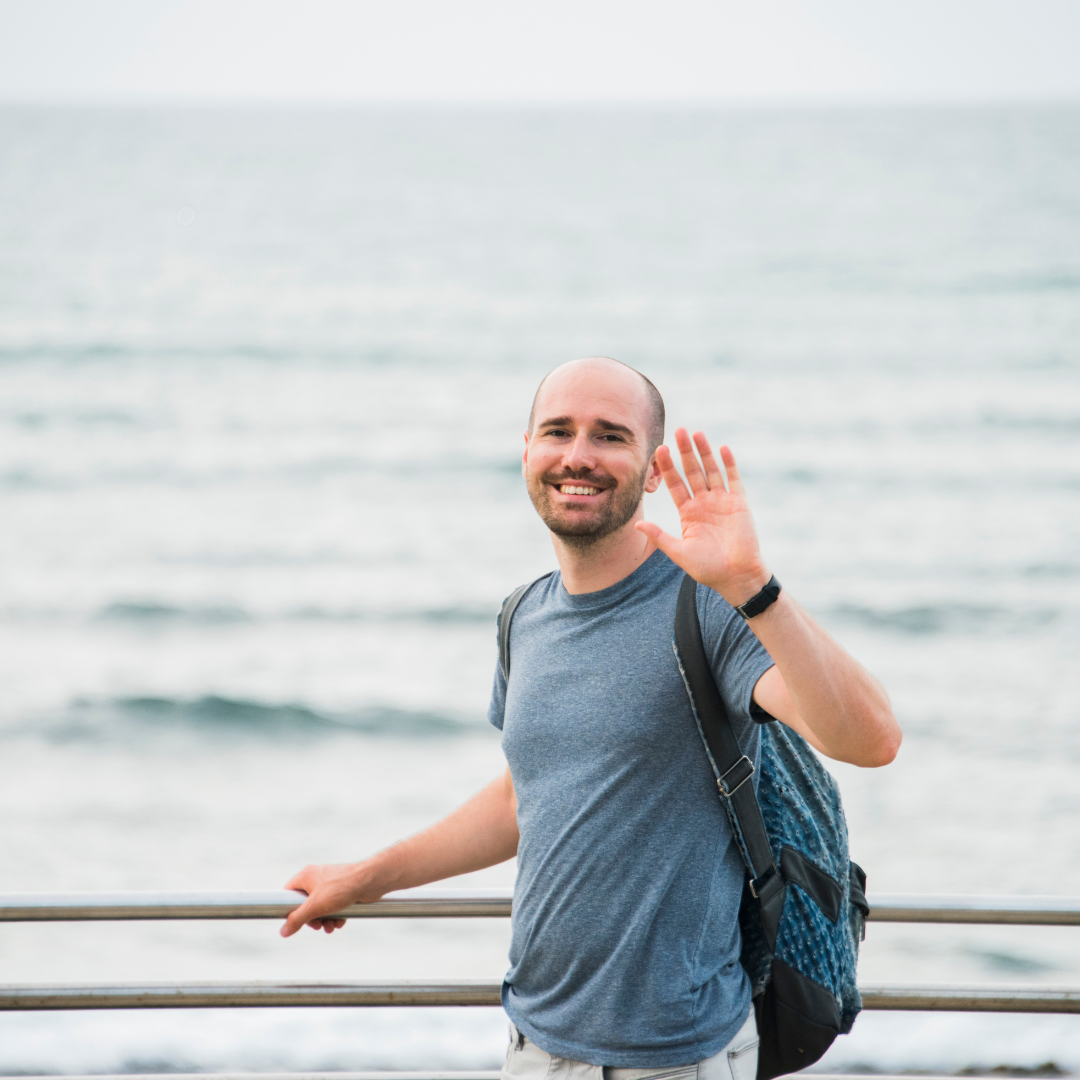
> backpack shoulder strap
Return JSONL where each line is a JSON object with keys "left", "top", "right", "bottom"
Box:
{"left": 673, "top": 573, "right": 786, "bottom": 948}
{"left": 497, "top": 571, "right": 555, "bottom": 683}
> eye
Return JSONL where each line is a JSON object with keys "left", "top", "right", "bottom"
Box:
{"left": 544, "top": 428, "right": 571, "bottom": 438}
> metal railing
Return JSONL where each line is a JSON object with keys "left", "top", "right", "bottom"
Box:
{"left": 1, "top": 889, "right": 1078, "bottom": 1014}
{"left": 0, "top": 1075, "right": 1039, "bottom": 1080}
{"left": 0, "top": 888, "right": 512, "bottom": 922}
{"left": 4, "top": 888, "right": 1080, "bottom": 924}
{"left": 1, "top": 978, "right": 1078, "bottom": 1014}
{"left": 0, "top": 1075, "right": 1037, "bottom": 1080}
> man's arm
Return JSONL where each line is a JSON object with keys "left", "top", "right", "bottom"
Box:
{"left": 748, "top": 604, "right": 897, "bottom": 766}
{"left": 280, "top": 766, "right": 518, "bottom": 937}
{"left": 636, "top": 428, "right": 901, "bottom": 769}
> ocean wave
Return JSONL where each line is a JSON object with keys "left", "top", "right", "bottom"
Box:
{"left": 0, "top": 341, "right": 483, "bottom": 366}
{"left": 0, "top": 455, "right": 523, "bottom": 491}
{"left": 0, "top": 341, "right": 137, "bottom": 362}
{"left": 3, "top": 407, "right": 142, "bottom": 429}
{"left": 94, "top": 601, "right": 496, "bottom": 626}
{"left": 1023, "top": 561, "right": 1080, "bottom": 578}
{"left": 981, "top": 413, "right": 1080, "bottom": 434}
{"left": 958, "top": 944, "right": 1062, "bottom": 975}
{"left": 826, "top": 603, "right": 1062, "bottom": 636}
{"left": 6, "top": 695, "right": 483, "bottom": 743}
{"left": 98, "top": 601, "right": 252, "bottom": 624}
{"left": 950, "top": 270, "right": 1080, "bottom": 295}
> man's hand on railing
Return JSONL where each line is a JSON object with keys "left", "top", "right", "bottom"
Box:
{"left": 281, "top": 864, "right": 373, "bottom": 936}
{"left": 280, "top": 768, "right": 520, "bottom": 938}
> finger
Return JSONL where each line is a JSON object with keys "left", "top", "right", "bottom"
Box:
{"left": 692, "top": 432, "right": 726, "bottom": 490}
{"left": 719, "top": 445, "right": 744, "bottom": 494}
{"left": 635, "top": 520, "right": 683, "bottom": 563}
{"left": 280, "top": 894, "right": 326, "bottom": 937}
{"left": 281, "top": 898, "right": 315, "bottom": 938}
{"left": 674, "top": 428, "right": 709, "bottom": 495}
{"left": 653, "top": 445, "right": 691, "bottom": 508}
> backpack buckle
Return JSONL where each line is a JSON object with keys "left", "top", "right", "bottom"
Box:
{"left": 716, "top": 755, "right": 754, "bottom": 798}
{"left": 748, "top": 865, "right": 783, "bottom": 903}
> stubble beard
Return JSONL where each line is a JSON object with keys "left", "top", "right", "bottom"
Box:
{"left": 527, "top": 463, "right": 649, "bottom": 551}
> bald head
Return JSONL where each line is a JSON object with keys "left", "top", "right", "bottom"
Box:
{"left": 528, "top": 357, "right": 666, "bottom": 456}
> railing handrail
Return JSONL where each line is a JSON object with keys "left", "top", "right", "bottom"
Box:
{"left": 0, "top": 979, "right": 1077, "bottom": 1013}
{"left": 0, "top": 1075, "right": 506, "bottom": 1080}
{"left": 864, "top": 893, "right": 1080, "bottom": 924}
{"left": 0, "top": 1075, "right": 1043, "bottom": 1080}
{"left": 1, "top": 889, "right": 1079, "bottom": 924}
{"left": 0, "top": 888, "right": 512, "bottom": 922}
{"left": 0, "top": 1074, "right": 506, "bottom": 1080}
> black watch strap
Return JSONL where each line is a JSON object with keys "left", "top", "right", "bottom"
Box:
{"left": 734, "top": 574, "right": 781, "bottom": 619}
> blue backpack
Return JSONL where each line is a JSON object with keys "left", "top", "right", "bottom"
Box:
{"left": 673, "top": 574, "right": 868, "bottom": 1079}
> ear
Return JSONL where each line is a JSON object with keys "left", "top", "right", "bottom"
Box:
{"left": 643, "top": 449, "right": 663, "bottom": 494}
{"left": 521, "top": 431, "right": 530, "bottom": 479}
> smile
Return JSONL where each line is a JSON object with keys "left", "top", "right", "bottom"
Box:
{"left": 558, "top": 484, "right": 602, "bottom": 496}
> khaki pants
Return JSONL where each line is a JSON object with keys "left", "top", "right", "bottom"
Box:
{"left": 501, "top": 1010, "right": 759, "bottom": 1080}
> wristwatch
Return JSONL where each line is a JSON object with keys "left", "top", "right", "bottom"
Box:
{"left": 734, "top": 575, "right": 782, "bottom": 619}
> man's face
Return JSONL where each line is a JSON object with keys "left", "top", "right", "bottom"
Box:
{"left": 523, "top": 363, "right": 661, "bottom": 548}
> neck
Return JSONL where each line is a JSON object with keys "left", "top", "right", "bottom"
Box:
{"left": 551, "top": 509, "right": 657, "bottom": 595}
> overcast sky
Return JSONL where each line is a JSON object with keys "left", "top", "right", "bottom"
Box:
{"left": 1, "top": 0, "right": 1078, "bottom": 105}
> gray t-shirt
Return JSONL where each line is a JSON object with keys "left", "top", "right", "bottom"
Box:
{"left": 488, "top": 550, "right": 776, "bottom": 1067}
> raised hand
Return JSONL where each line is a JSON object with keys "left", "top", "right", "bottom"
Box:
{"left": 635, "top": 428, "right": 770, "bottom": 607}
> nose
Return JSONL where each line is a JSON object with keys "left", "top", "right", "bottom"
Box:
{"left": 563, "top": 431, "right": 597, "bottom": 472}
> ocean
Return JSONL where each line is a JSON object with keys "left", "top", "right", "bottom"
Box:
{"left": 0, "top": 103, "right": 1078, "bottom": 1075}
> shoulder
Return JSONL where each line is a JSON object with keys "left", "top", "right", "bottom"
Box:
{"left": 497, "top": 570, "right": 558, "bottom": 680}
{"left": 694, "top": 579, "right": 773, "bottom": 676}
{"left": 694, "top": 579, "right": 741, "bottom": 640}
{"left": 499, "top": 570, "right": 557, "bottom": 622}
{"left": 691, "top": 580, "right": 775, "bottom": 721}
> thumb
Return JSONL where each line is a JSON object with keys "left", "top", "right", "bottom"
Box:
{"left": 281, "top": 896, "right": 314, "bottom": 938}
{"left": 636, "top": 520, "right": 682, "bottom": 561}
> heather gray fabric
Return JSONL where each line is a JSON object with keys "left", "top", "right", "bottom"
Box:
{"left": 489, "top": 551, "right": 775, "bottom": 1067}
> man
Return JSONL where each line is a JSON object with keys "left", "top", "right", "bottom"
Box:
{"left": 281, "top": 356, "right": 901, "bottom": 1080}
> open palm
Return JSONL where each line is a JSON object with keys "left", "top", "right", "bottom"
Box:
{"left": 636, "top": 428, "right": 769, "bottom": 605}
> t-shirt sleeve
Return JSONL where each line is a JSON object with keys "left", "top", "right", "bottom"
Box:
{"left": 697, "top": 581, "right": 776, "bottom": 727}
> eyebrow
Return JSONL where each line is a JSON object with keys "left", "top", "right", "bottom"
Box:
{"left": 536, "top": 416, "right": 638, "bottom": 439}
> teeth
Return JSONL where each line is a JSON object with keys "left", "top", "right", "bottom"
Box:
{"left": 560, "top": 484, "right": 600, "bottom": 495}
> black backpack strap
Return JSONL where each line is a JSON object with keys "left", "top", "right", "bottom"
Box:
{"left": 673, "top": 573, "right": 787, "bottom": 950}
{"left": 497, "top": 572, "right": 555, "bottom": 683}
